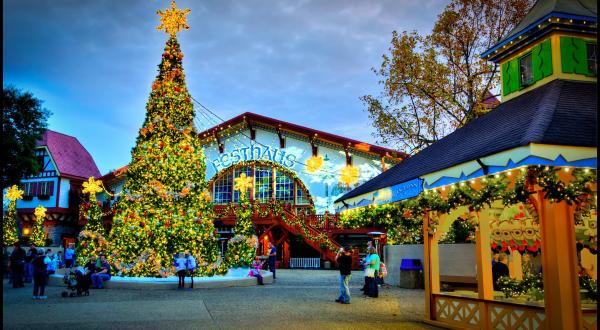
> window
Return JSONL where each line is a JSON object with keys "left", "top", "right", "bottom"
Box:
{"left": 22, "top": 182, "right": 34, "bottom": 197}
{"left": 275, "top": 170, "right": 294, "bottom": 202}
{"left": 296, "top": 187, "right": 309, "bottom": 205}
{"left": 254, "top": 166, "right": 272, "bottom": 202}
{"left": 39, "top": 181, "right": 52, "bottom": 196}
{"left": 233, "top": 166, "right": 252, "bottom": 202}
{"left": 519, "top": 53, "right": 533, "bottom": 86}
{"left": 213, "top": 172, "right": 232, "bottom": 204}
{"left": 587, "top": 43, "right": 597, "bottom": 75}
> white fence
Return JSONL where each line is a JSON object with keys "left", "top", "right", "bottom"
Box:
{"left": 289, "top": 258, "right": 321, "bottom": 268}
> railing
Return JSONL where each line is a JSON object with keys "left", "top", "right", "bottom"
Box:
{"left": 289, "top": 258, "right": 321, "bottom": 268}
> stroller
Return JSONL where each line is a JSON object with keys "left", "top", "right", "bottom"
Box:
{"left": 61, "top": 267, "right": 91, "bottom": 297}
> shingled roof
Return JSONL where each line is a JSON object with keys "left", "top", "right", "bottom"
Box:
{"left": 336, "top": 79, "right": 597, "bottom": 202}
{"left": 37, "top": 130, "right": 101, "bottom": 179}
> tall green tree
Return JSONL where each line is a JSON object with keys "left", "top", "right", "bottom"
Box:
{"left": 362, "top": 0, "right": 533, "bottom": 154}
{"left": 108, "top": 2, "right": 221, "bottom": 277}
{"left": 2, "top": 86, "right": 51, "bottom": 188}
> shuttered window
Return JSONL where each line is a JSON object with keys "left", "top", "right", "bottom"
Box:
{"left": 519, "top": 53, "right": 534, "bottom": 86}
{"left": 561, "top": 36, "right": 595, "bottom": 75}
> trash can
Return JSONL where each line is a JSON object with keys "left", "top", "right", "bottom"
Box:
{"left": 324, "top": 261, "right": 331, "bottom": 269}
{"left": 399, "top": 259, "right": 424, "bottom": 289}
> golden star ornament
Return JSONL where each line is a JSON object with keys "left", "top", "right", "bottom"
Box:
{"left": 157, "top": 1, "right": 191, "bottom": 36}
{"left": 82, "top": 177, "right": 104, "bottom": 195}
{"left": 234, "top": 173, "right": 253, "bottom": 196}
{"left": 5, "top": 185, "right": 24, "bottom": 201}
{"left": 34, "top": 205, "right": 47, "bottom": 219}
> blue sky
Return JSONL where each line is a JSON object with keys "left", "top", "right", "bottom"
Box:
{"left": 3, "top": 0, "right": 448, "bottom": 175}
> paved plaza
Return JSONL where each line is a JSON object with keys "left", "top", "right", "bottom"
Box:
{"left": 3, "top": 269, "right": 441, "bottom": 330}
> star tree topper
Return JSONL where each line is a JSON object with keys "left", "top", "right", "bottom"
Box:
{"left": 5, "top": 185, "right": 24, "bottom": 201}
{"left": 157, "top": 1, "right": 191, "bottom": 36}
{"left": 34, "top": 205, "right": 47, "bottom": 219}
{"left": 234, "top": 173, "right": 253, "bottom": 197}
{"left": 82, "top": 177, "right": 104, "bottom": 195}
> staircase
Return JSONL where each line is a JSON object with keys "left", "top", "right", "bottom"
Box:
{"left": 276, "top": 207, "right": 341, "bottom": 264}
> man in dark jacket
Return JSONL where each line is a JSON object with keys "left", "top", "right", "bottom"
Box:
{"left": 492, "top": 253, "right": 510, "bottom": 290}
{"left": 335, "top": 246, "right": 353, "bottom": 304}
{"left": 9, "top": 243, "right": 26, "bottom": 288}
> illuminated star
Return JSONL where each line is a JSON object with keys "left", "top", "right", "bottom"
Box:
{"left": 82, "top": 177, "right": 104, "bottom": 195}
{"left": 234, "top": 173, "right": 253, "bottom": 196}
{"left": 156, "top": 1, "right": 191, "bottom": 36}
{"left": 4, "top": 185, "right": 24, "bottom": 201}
{"left": 34, "top": 205, "right": 47, "bottom": 219}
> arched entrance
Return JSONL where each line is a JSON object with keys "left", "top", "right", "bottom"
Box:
{"left": 208, "top": 160, "right": 318, "bottom": 267}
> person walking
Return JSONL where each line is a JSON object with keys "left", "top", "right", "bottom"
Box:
{"left": 32, "top": 249, "right": 49, "bottom": 299}
{"left": 174, "top": 252, "right": 187, "bottom": 290}
{"left": 335, "top": 246, "right": 352, "bottom": 304}
{"left": 91, "top": 255, "right": 111, "bottom": 289}
{"left": 268, "top": 242, "right": 277, "bottom": 280}
{"left": 365, "top": 247, "right": 380, "bottom": 298}
{"left": 64, "top": 243, "right": 75, "bottom": 268}
{"left": 9, "top": 243, "right": 26, "bottom": 288}
{"left": 185, "top": 251, "right": 196, "bottom": 289}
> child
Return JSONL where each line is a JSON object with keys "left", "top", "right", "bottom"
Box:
{"left": 45, "top": 249, "right": 56, "bottom": 278}
{"left": 185, "top": 251, "right": 196, "bottom": 289}
{"left": 174, "top": 252, "right": 187, "bottom": 290}
{"left": 248, "top": 256, "right": 265, "bottom": 285}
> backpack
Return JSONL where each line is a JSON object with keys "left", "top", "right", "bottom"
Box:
{"left": 379, "top": 262, "right": 388, "bottom": 278}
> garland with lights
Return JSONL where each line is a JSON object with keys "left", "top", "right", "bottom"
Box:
{"left": 340, "top": 166, "right": 596, "bottom": 242}
{"left": 496, "top": 273, "right": 545, "bottom": 301}
{"left": 3, "top": 185, "right": 23, "bottom": 246}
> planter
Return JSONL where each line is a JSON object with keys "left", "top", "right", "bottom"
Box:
{"left": 37, "top": 194, "right": 50, "bottom": 200}
{"left": 22, "top": 196, "right": 33, "bottom": 201}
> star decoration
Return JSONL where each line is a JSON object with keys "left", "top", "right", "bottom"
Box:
{"left": 156, "top": 1, "right": 191, "bottom": 36}
{"left": 234, "top": 173, "right": 253, "bottom": 196}
{"left": 306, "top": 155, "right": 324, "bottom": 173}
{"left": 82, "top": 177, "right": 104, "bottom": 195}
{"left": 5, "top": 185, "right": 24, "bottom": 201}
{"left": 339, "top": 165, "right": 360, "bottom": 186}
{"left": 34, "top": 205, "right": 47, "bottom": 219}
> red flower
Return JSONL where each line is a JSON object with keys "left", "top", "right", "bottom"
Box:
{"left": 518, "top": 205, "right": 523, "bottom": 210}
{"left": 174, "top": 87, "right": 181, "bottom": 93}
{"left": 519, "top": 212, "right": 524, "bottom": 218}
{"left": 491, "top": 242, "right": 497, "bottom": 249}
{"left": 501, "top": 247, "right": 507, "bottom": 252}
{"left": 196, "top": 219, "right": 201, "bottom": 224}
{"left": 165, "top": 222, "right": 171, "bottom": 228}
{"left": 129, "top": 213, "right": 134, "bottom": 219}
{"left": 522, "top": 240, "right": 527, "bottom": 245}
{"left": 509, "top": 240, "right": 516, "bottom": 245}
{"left": 166, "top": 211, "right": 171, "bottom": 215}
{"left": 159, "top": 142, "right": 165, "bottom": 148}
{"left": 534, "top": 240, "right": 541, "bottom": 246}
{"left": 518, "top": 246, "right": 525, "bottom": 252}
{"left": 528, "top": 246, "right": 538, "bottom": 252}
{"left": 501, "top": 241, "right": 507, "bottom": 247}
{"left": 185, "top": 98, "right": 190, "bottom": 103}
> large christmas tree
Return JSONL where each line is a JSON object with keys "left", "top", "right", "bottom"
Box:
{"left": 109, "top": 1, "right": 222, "bottom": 277}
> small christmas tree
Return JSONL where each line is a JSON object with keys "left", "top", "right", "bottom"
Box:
{"left": 76, "top": 177, "right": 109, "bottom": 265}
{"left": 3, "top": 185, "right": 22, "bottom": 246}
{"left": 108, "top": 1, "right": 221, "bottom": 277}
{"left": 30, "top": 205, "right": 47, "bottom": 246}
{"left": 225, "top": 173, "right": 258, "bottom": 268}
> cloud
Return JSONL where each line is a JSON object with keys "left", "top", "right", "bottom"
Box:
{"left": 3, "top": 0, "right": 448, "bottom": 174}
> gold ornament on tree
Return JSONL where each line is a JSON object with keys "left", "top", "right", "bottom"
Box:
{"left": 234, "top": 173, "right": 253, "bottom": 196}
{"left": 157, "top": 1, "right": 190, "bottom": 36}
{"left": 5, "top": 185, "right": 24, "bottom": 201}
